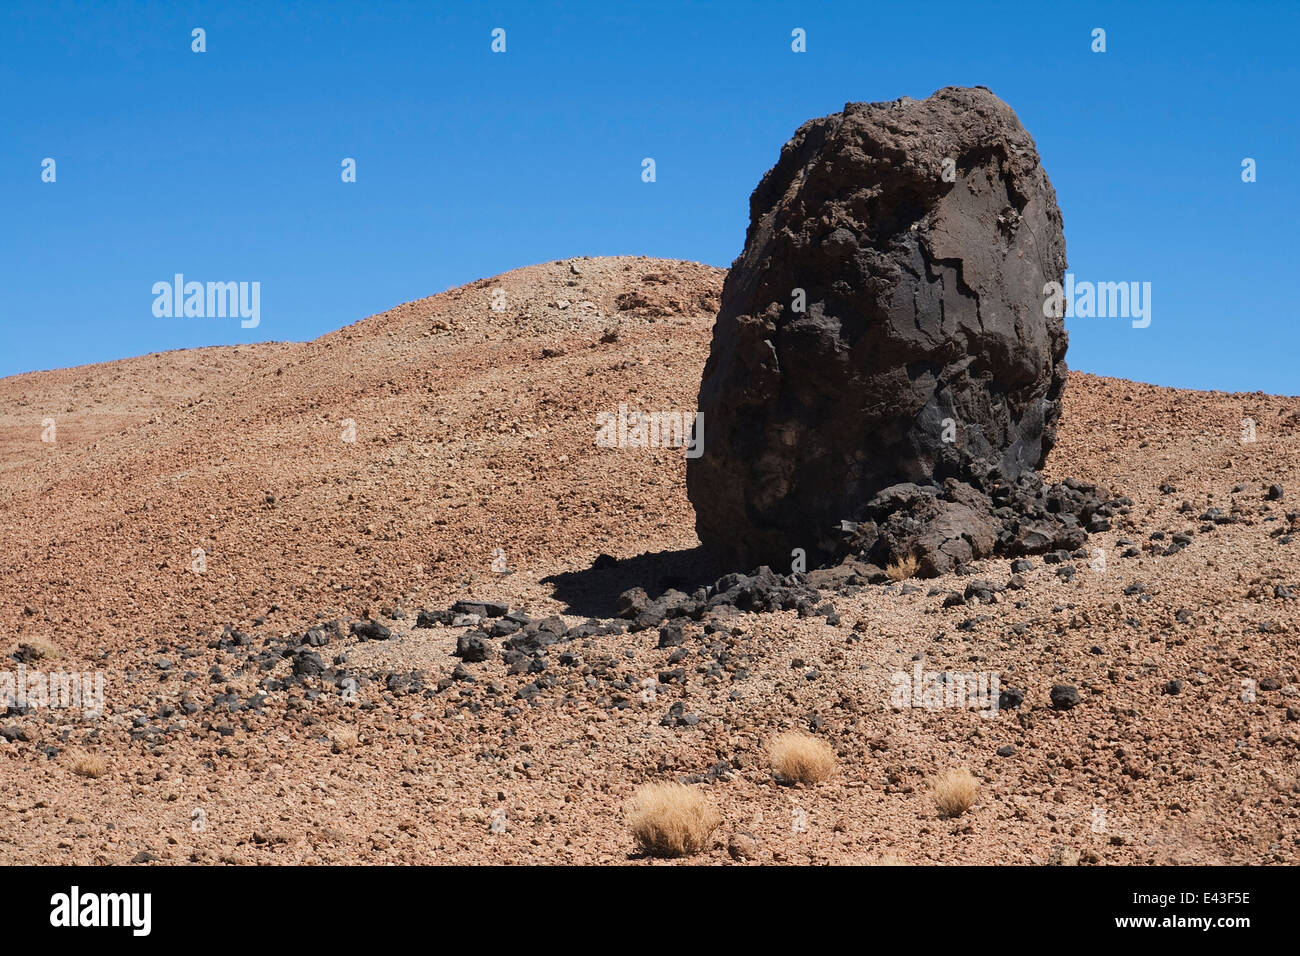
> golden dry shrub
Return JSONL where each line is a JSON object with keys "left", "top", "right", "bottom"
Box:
{"left": 12, "top": 638, "right": 58, "bottom": 661}
{"left": 71, "top": 752, "right": 107, "bottom": 778}
{"left": 330, "top": 726, "right": 359, "bottom": 753}
{"left": 626, "top": 782, "right": 722, "bottom": 857}
{"left": 931, "top": 767, "right": 978, "bottom": 817}
{"left": 768, "top": 731, "right": 837, "bottom": 784}
{"left": 885, "top": 554, "right": 919, "bottom": 581}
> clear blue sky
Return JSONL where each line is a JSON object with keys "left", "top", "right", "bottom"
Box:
{"left": 2, "top": 0, "right": 1297, "bottom": 393}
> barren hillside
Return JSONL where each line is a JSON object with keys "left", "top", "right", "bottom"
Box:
{"left": 1, "top": 258, "right": 1296, "bottom": 865}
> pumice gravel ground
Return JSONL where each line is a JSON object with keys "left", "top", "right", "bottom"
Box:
{"left": 0, "top": 257, "right": 1296, "bottom": 865}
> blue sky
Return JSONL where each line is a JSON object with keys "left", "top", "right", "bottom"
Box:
{"left": 2, "top": 0, "right": 1297, "bottom": 393}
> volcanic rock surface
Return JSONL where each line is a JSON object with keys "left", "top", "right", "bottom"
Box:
{"left": 689, "top": 87, "right": 1074, "bottom": 572}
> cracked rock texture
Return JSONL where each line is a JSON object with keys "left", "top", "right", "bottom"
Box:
{"left": 688, "top": 86, "right": 1069, "bottom": 570}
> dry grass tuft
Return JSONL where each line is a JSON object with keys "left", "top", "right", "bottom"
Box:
{"left": 12, "top": 638, "right": 59, "bottom": 662}
{"left": 768, "top": 731, "right": 837, "bottom": 784}
{"left": 71, "top": 752, "right": 107, "bottom": 778}
{"left": 330, "top": 726, "right": 359, "bottom": 753}
{"left": 626, "top": 782, "right": 721, "bottom": 857}
{"left": 886, "top": 553, "right": 919, "bottom": 581}
{"left": 931, "top": 767, "right": 979, "bottom": 817}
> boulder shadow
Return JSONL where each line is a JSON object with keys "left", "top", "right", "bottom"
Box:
{"left": 541, "top": 546, "right": 723, "bottom": 620}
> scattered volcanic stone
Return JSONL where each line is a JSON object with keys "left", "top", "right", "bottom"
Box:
{"left": 660, "top": 701, "right": 699, "bottom": 728}
{"left": 616, "top": 587, "right": 649, "bottom": 619}
{"left": 998, "top": 687, "right": 1025, "bottom": 710}
{"left": 452, "top": 600, "right": 509, "bottom": 618}
{"left": 454, "top": 633, "right": 492, "bottom": 664}
{"left": 302, "top": 626, "right": 330, "bottom": 647}
{"left": 1267, "top": 484, "right": 1284, "bottom": 501}
{"left": 489, "top": 617, "right": 522, "bottom": 637}
{"left": 502, "top": 627, "right": 561, "bottom": 656}
{"left": 292, "top": 650, "right": 325, "bottom": 678}
{"left": 537, "top": 616, "right": 567, "bottom": 635}
{"left": 1050, "top": 684, "right": 1081, "bottom": 710}
{"left": 657, "top": 624, "right": 686, "bottom": 649}
{"left": 350, "top": 619, "right": 391, "bottom": 641}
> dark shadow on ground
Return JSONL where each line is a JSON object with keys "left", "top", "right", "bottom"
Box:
{"left": 541, "top": 546, "right": 723, "bottom": 620}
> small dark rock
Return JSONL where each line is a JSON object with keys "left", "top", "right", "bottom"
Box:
{"left": 1050, "top": 684, "right": 1081, "bottom": 710}
{"left": 292, "top": 651, "right": 325, "bottom": 678}
{"left": 657, "top": 624, "right": 686, "bottom": 649}
{"left": 616, "top": 587, "right": 649, "bottom": 619}
{"left": 998, "top": 687, "right": 1025, "bottom": 710}
{"left": 454, "top": 633, "right": 492, "bottom": 664}
{"left": 350, "top": 619, "right": 392, "bottom": 641}
{"left": 452, "top": 599, "right": 509, "bottom": 618}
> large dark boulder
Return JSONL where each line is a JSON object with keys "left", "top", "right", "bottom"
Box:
{"left": 688, "top": 87, "right": 1069, "bottom": 570}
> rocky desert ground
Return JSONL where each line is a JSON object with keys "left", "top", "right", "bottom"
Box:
{"left": 1, "top": 256, "right": 1297, "bottom": 865}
